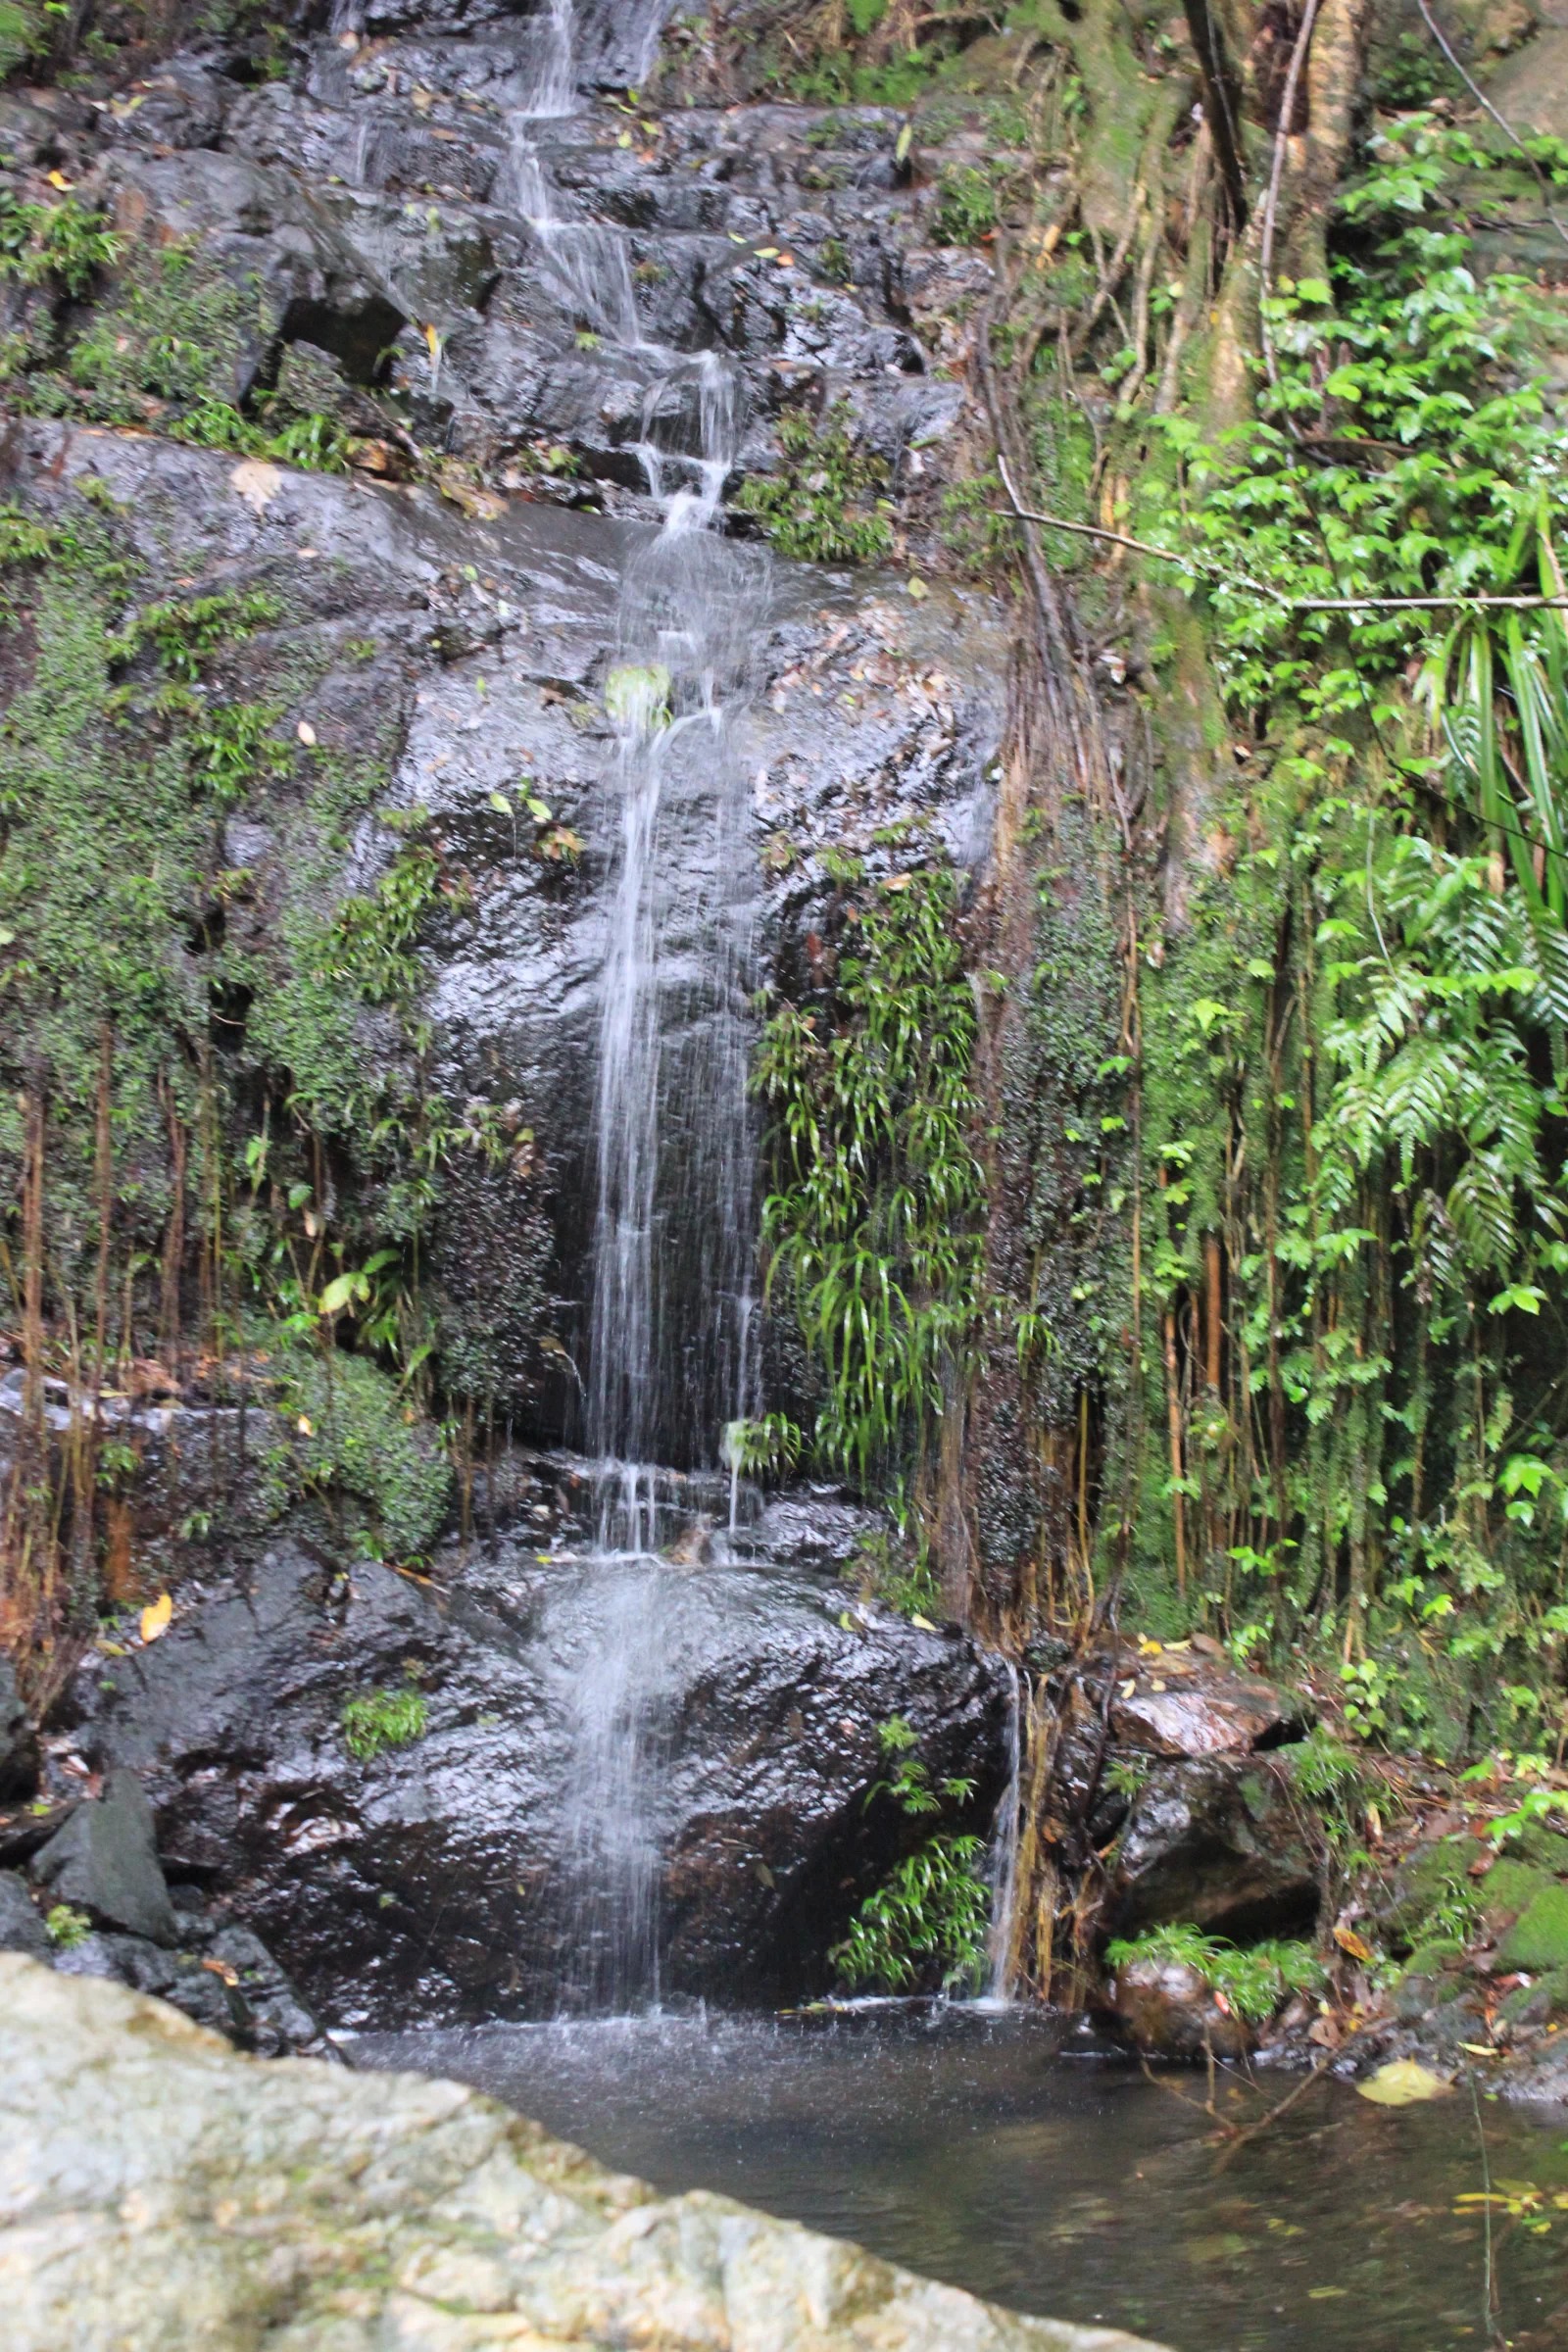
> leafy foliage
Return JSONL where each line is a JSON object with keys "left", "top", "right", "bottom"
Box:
{"left": 755, "top": 862, "right": 987, "bottom": 1489}
{"left": 341, "top": 1676, "right": 429, "bottom": 1762}
{"left": 829, "top": 1717, "right": 990, "bottom": 1992}
{"left": 44, "top": 1901, "right": 91, "bottom": 1950}
{"left": 830, "top": 1832, "right": 990, "bottom": 1991}
{"left": 736, "top": 401, "right": 895, "bottom": 564}
{"left": 1099, "top": 114, "right": 1568, "bottom": 1744}
{"left": 1105, "top": 1924, "right": 1326, "bottom": 2024}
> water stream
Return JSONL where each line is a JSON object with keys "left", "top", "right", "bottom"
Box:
{"left": 356, "top": 2005, "right": 1568, "bottom": 2352}
{"left": 505, "top": 0, "right": 764, "bottom": 2010}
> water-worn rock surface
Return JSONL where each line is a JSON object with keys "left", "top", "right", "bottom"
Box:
{"left": 65, "top": 1527, "right": 1011, "bottom": 2025}
{"left": 0, "top": 1955, "right": 1170, "bottom": 2352}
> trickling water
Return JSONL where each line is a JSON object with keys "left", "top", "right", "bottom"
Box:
{"left": 503, "top": 0, "right": 762, "bottom": 2006}
{"left": 981, "top": 1663, "right": 1022, "bottom": 2004}
{"left": 561, "top": 1562, "right": 669, "bottom": 2007}
{"left": 522, "top": 0, "right": 577, "bottom": 121}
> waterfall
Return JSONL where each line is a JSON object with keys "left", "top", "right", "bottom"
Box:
{"left": 505, "top": 2, "right": 762, "bottom": 2007}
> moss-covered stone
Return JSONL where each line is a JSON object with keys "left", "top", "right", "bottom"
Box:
{"left": 1497, "top": 1967, "right": 1568, "bottom": 2028}
{"left": 1367, "top": 1836, "right": 1488, "bottom": 1950}
{"left": 1480, "top": 1856, "right": 1555, "bottom": 1929}
{"left": 1498, "top": 1883, "right": 1568, "bottom": 1973}
{"left": 1403, "top": 1935, "right": 1465, "bottom": 1979}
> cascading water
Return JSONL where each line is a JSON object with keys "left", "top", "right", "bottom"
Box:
{"left": 506, "top": 0, "right": 762, "bottom": 2009}
{"left": 981, "top": 1663, "right": 1022, "bottom": 2005}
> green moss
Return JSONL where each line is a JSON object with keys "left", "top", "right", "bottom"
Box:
{"left": 1402, "top": 1935, "right": 1464, "bottom": 1979}
{"left": 271, "top": 1341, "right": 450, "bottom": 1561}
{"left": 1373, "top": 1837, "right": 1488, "bottom": 1949}
{"left": 1498, "top": 1966, "right": 1568, "bottom": 2024}
{"left": 1498, "top": 1884, "right": 1568, "bottom": 1973}
{"left": 1482, "top": 1857, "right": 1554, "bottom": 1925}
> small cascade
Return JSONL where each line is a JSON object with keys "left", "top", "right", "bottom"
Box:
{"left": 981, "top": 1663, "right": 1023, "bottom": 2005}
{"left": 502, "top": 0, "right": 762, "bottom": 2006}
{"left": 561, "top": 1560, "right": 670, "bottom": 2009}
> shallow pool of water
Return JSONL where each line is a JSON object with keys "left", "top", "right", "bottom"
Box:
{"left": 355, "top": 2005, "right": 1568, "bottom": 2352}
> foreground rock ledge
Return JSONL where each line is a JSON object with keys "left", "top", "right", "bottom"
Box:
{"left": 0, "top": 1959, "right": 1166, "bottom": 2352}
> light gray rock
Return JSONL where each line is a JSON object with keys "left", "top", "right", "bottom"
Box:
{"left": 0, "top": 1955, "right": 1168, "bottom": 2352}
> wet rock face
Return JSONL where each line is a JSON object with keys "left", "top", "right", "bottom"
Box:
{"left": 1109, "top": 1757, "right": 1320, "bottom": 1944}
{"left": 1, "top": 1782, "right": 326, "bottom": 2057}
{"left": 30, "top": 1768, "right": 177, "bottom": 1946}
{"left": 0, "top": 1957, "right": 1171, "bottom": 2352}
{"left": 66, "top": 1530, "right": 1011, "bottom": 2028}
{"left": 5, "top": 411, "right": 1001, "bottom": 1442}
{"left": 1108, "top": 1954, "right": 1253, "bottom": 2061}
{"left": 0, "top": 1657, "right": 38, "bottom": 1799}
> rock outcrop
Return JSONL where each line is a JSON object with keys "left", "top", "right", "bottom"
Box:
{"left": 0, "top": 1955, "right": 1169, "bottom": 2352}
{"left": 65, "top": 1527, "right": 1011, "bottom": 2026}
{"left": 0, "top": 1770, "right": 328, "bottom": 2057}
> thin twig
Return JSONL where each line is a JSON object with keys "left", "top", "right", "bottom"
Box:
{"left": 1139, "top": 2054, "right": 1245, "bottom": 2137}
{"left": 987, "top": 497, "right": 1568, "bottom": 611}
{"left": 1469, "top": 2070, "right": 1504, "bottom": 2349}
{"left": 1210, "top": 2056, "right": 1331, "bottom": 2170}
{"left": 1258, "top": 0, "right": 1323, "bottom": 393}
{"left": 1416, "top": 0, "right": 1568, "bottom": 252}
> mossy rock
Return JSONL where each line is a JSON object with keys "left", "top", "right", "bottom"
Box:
{"left": 1498, "top": 1883, "right": 1568, "bottom": 1973}
{"left": 1480, "top": 1856, "right": 1555, "bottom": 1929}
{"left": 1369, "top": 1836, "right": 1487, "bottom": 1949}
{"left": 1497, "top": 1968, "right": 1568, "bottom": 2028}
{"left": 1403, "top": 1936, "right": 1465, "bottom": 1979}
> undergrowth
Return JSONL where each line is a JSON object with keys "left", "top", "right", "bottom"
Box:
{"left": 341, "top": 1672, "right": 429, "bottom": 1762}
{"left": 736, "top": 401, "right": 895, "bottom": 565}
{"left": 829, "top": 1716, "right": 990, "bottom": 1992}
{"left": 1104, "top": 1925, "right": 1326, "bottom": 2025}
{"left": 754, "top": 860, "right": 987, "bottom": 1494}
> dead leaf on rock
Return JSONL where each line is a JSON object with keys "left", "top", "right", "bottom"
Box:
{"left": 138, "top": 1592, "right": 172, "bottom": 1644}
{"left": 230, "top": 460, "right": 282, "bottom": 516}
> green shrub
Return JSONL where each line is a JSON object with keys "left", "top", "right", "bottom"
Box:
{"left": 829, "top": 1716, "right": 989, "bottom": 1992}
{"left": 755, "top": 863, "right": 987, "bottom": 1487}
{"left": 274, "top": 1344, "right": 451, "bottom": 1561}
{"left": 830, "top": 1833, "right": 989, "bottom": 1991}
{"left": 1105, "top": 1923, "right": 1326, "bottom": 2024}
{"left": 932, "top": 166, "right": 1000, "bottom": 245}
{"left": 45, "top": 1902, "right": 91, "bottom": 1949}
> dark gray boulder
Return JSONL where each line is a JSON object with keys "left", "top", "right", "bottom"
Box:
{"left": 0, "top": 1870, "right": 50, "bottom": 1961}
{"left": 29, "top": 1770, "right": 178, "bottom": 1948}
{"left": 1108, "top": 1756, "right": 1320, "bottom": 1943}
{"left": 67, "top": 1531, "right": 1010, "bottom": 2029}
{"left": 52, "top": 1905, "right": 326, "bottom": 2059}
{"left": 0, "top": 1655, "right": 38, "bottom": 1799}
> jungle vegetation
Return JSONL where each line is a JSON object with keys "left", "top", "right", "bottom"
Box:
{"left": 7, "top": 0, "right": 1568, "bottom": 1850}
{"left": 741, "top": 0, "right": 1568, "bottom": 1797}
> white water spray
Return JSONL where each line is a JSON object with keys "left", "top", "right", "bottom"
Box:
{"left": 505, "top": 1, "right": 761, "bottom": 2008}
